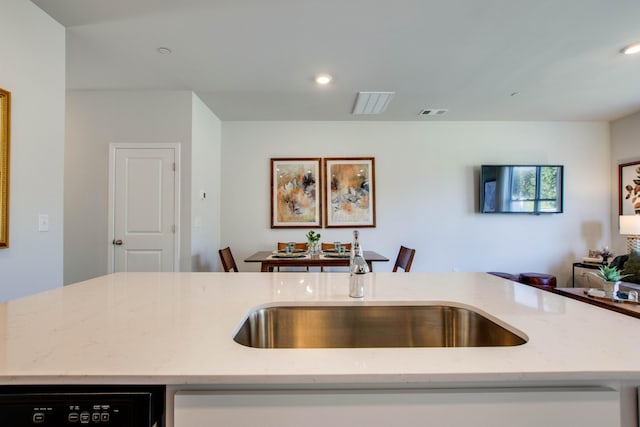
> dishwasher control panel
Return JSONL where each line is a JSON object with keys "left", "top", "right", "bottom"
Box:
{"left": 0, "top": 386, "right": 164, "bottom": 427}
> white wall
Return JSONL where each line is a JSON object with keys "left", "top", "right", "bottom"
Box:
{"left": 0, "top": 0, "right": 65, "bottom": 301}
{"left": 610, "top": 111, "right": 640, "bottom": 254}
{"left": 221, "top": 121, "right": 610, "bottom": 285}
{"left": 191, "top": 93, "right": 222, "bottom": 271}
{"left": 64, "top": 90, "right": 194, "bottom": 284}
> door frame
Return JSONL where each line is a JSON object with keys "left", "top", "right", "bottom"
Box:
{"left": 107, "top": 143, "right": 181, "bottom": 273}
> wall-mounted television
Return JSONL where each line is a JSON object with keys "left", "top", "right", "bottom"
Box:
{"left": 480, "top": 165, "right": 564, "bottom": 214}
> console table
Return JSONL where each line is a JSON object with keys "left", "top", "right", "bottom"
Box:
{"left": 554, "top": 287, "right": 640, "bottom": 319}
{"left": 572, "top": 262, "right": 605, "bottom": 288}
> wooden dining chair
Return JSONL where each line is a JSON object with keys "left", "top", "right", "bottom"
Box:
{"left": 393, "top": 246, "right": 416, "bottom": 272}
{"left": 277, "top": 242, "right": 308, "bottom": 251}
{"left": 319, "top": 243, "right": 352, "bottom": 272}
{"left": 219, "top": 247, "right": 239, "bottom": 272}
{"left": 320, "top": 242, "right": 352, "bottom": 251}
{"left": 276, "top": 242, "right": 309, "bottom": 271}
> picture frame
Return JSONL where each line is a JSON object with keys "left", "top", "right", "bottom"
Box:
{"left": 619, "top": 160, "right": 640, "bottom": 215}
{"left": 271, "top": 158, "right": 322, "bottom": 228}
{"left": 324, "top": 157, "right": 375, "bottom": 228}
{"left": 0, "top": 88, "right": 10, "bottom": 249}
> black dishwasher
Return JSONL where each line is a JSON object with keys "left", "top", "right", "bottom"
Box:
{"left": 0, "top": 385, "right": 165, "bottom": 426}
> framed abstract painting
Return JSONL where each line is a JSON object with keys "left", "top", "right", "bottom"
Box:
{"left": 271, "top": 158, "right": 322, "bottom": 228}
{"left": 619, "top": 160, "right": 640, "bottom": 215}
{"left": 324, "top": 157, "right": 375, "bottom": 228}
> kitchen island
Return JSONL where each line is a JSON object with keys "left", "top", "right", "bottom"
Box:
{"left": 1, "top": 272, "right": 639, "bottom": 426}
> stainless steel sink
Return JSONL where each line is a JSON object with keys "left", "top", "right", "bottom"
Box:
{"left": 233, "top": 304, "right": 527, "bottom": 348}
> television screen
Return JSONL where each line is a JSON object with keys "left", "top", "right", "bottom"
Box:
{"left": 480, "top": 165, "right": 563, "bottom": 214}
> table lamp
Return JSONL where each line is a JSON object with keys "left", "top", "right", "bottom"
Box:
{"left": 619, "top": 214, "right": 640, "bottom": 253}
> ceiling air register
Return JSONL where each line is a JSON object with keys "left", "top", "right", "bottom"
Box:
{"left": 352, "top": 92, "right": 395, "bottom": 115}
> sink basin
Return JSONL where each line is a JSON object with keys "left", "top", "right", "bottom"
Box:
{"left": 233, "top": 304, "right": 527, "bottom": 348}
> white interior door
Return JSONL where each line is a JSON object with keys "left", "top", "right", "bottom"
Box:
{"left": 111, "top": 146, "right": 178, "bottom": 272}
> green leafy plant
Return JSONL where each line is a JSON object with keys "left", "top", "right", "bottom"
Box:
{"left": 590, "top": 265, "right": 631, "bottom": 282}
{"left": 305, "top": 230, "right": 321, "bottom": 243}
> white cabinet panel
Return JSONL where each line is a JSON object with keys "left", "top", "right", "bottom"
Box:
{"left": 175, "top": 388, "right": 619, "bottom": 427}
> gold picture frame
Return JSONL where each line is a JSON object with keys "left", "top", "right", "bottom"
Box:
{"left": 0, "top": 88, "right": 10, "bottom": 248}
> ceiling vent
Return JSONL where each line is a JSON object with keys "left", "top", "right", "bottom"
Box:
{"left": 352, "top": 91, "right": 395, "bottom": 115}
{"left": 419, "top": 109, "right": 448, "bottom": 116}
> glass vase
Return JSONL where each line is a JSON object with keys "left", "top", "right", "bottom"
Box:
{"left": 308, "top": 241, "right": 320, "bottom": 256}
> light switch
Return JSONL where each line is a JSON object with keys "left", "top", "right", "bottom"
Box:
{"left": 38, "top": 214, "right": 49, "bottom": 232}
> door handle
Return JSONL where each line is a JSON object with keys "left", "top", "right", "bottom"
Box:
{"left": 113, "top": 239, "right": 123, "bottom": 245}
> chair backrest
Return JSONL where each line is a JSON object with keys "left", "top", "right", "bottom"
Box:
{"left": 275, "top": 242, "right": 309, "bottom": 271}
{"left": 219, "top": 247, "right": 239, "bottom": 272}
{"left": 277, "top": 242, "right": 308, "bottom": 251}
{"left": 393, "top": 246, "right": 416, "bottom": 272}
{"left": 321, "top": 242, "right": 352, "bottom": 251}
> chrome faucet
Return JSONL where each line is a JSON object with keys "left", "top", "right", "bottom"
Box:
{"left": 349, "top": 230, "right": 369, "bottom": 298}
{"left": 349, "top": 258, "right": 368, "bottom": 298}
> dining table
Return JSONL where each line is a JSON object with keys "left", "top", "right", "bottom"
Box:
{"left": 244, "top": 250, "right": 389, "bottom": 272}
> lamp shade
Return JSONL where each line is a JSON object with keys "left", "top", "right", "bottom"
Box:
{"left": 620, "top": 215, "right": 640, "bottom": 235}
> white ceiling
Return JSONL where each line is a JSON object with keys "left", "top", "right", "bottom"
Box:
{"left": 31, "top": 0, "right": 640, "bottom": 121}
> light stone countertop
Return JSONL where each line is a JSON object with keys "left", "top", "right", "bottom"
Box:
{"left": 0, "top": 272, "right": 639, "bottom": 386}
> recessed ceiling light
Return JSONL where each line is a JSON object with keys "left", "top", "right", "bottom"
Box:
{"left": 315, "top": 74, "right": 333, "bottom": 85}
{"left": 622, "top": 42, "right": 640, "bottom": 55}
{"left": 157, "top": 47, "right": 172, "bottom": 55}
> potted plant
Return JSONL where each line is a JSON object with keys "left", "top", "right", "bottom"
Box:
{"left": 305, "top": 230, "right": 321, "bottom": 256}
{"left": 590, "top": 265, "right": 631, "bottom": 297}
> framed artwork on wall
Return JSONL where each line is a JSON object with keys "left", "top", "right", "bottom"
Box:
{"left": 324, "top": 157, "right": 376, "bottom": 228}
{"left": 271, "top": 158, "right": 322, "bottom": 228}
{"left": 0, "top": 88, "right": 10, "bottom": 249}
{"left": 619, "top": 160, "right": 640, "bottom": 215}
